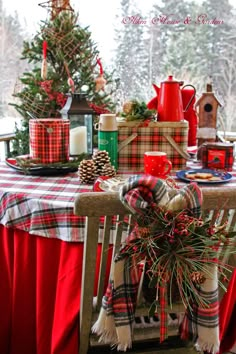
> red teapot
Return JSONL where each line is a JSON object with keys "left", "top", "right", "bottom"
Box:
{"left": 150, "top": 75, "right": 196, "bottom": 122}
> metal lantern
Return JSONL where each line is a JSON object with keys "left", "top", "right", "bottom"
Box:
{"left": 61, "top": 93, "right": 96, "bottom": 156}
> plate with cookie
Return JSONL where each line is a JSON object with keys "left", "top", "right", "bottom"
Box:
{"left": 176, "top": 168, "right": 232, "bottom": 184}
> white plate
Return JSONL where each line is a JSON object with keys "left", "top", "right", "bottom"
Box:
{"left": 176, "top": 168, "right": 232, "bottom": 184}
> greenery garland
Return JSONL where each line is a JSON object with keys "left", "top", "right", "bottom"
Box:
{"left": 120, "top": 205, "right": 236, "bottom": 314}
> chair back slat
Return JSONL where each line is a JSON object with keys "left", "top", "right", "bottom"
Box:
{"left": 96, "top": 215, "right": 113, "bottom": 309}
{"left": 112, "top": 215, "right": 126, "bottom": 257}
{"left": 221, "top": 209, "right": 231, "bottom": 225}
{"left": 228, "top": 210, "right": 236, "bottom": 231}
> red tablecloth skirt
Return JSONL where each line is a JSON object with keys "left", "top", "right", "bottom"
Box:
{"left": 0, "top": 225, "right": 112, "bottom": 354}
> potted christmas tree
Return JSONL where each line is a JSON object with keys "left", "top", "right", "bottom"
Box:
{"left": 10, "top": 1, "right": 115, "bottom": 158}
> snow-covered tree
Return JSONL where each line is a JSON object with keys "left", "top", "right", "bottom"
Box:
{"left": 0, "top": 2, "right": 27, "bottom": 117}
{"left": 113, "top": 0, "right": 149, "bottom": 102}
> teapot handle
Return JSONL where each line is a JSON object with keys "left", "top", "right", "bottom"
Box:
{"left": 181, "top": 84, "right": 196, "bottom": 112}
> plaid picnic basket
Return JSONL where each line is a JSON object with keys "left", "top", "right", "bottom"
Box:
{"left": 29, "top": 118, "right": 70, "bottom": 164}
{"left": 117, "top": 120, "right": 189, "bottom": 172}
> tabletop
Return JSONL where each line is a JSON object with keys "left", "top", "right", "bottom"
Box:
{"left": 0, "top": 160, "right": 236, "bottom": 242}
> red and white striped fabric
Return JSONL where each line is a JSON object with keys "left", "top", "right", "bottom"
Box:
{"left": 0, "top": 162, "right": 92, "bottom": 241}
{"left": 0, "top": 161, "right": 236, "bottom": 242}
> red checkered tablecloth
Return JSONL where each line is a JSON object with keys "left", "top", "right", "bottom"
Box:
{"left": 0, "top": 162, "right": 93, "bottom": 241}
{"left": 0, "top": 161, "right": 236, "bottom": 242}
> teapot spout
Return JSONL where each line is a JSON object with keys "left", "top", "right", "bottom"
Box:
{"left": 147, "top": 83, "right": 160, "bottom": 110}
{"left": 153, "top": 83, "right": 160, "bottom": 96}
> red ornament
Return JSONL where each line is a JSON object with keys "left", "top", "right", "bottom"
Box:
{"left": 41, "top": 41, "right": 48, "bottom": 80}
{"left": 95, "top": 57, "right": 106, "bottom": 91}
{"left": 64, "top": 62, "right": 75, "bottom": 93}
{"left": 67, "top": 77, "right": 75, "bottom": 93}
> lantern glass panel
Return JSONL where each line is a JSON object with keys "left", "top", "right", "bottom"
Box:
{"left": 61, "top": 93, "right": 95, "bottom": 156}
{"left": 69, "top": 113, "right": 93, "bottom": 154}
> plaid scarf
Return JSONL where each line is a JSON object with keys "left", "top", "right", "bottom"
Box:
{"left": 180, "top": 264, "right": 220, "bottom": 354}
{"left": 92, "top": 175, "right": 218, "bottom": 352}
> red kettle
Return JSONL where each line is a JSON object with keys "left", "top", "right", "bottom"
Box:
{"left": 153, "top": 75, "right": 196, "bottom": 122}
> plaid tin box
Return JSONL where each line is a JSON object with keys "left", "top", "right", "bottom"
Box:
{"left": 29, "top": 119, "right": 70, "bottom": 164}
{"left": 117, "top": 120, "right": 189, "bottom": 172}
{"left": 200, "top": 142, "right": 234, "bottom": 171}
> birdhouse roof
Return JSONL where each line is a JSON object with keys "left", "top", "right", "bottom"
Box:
{"left": 195, "top": 92, "right": 222, "bottom": 107}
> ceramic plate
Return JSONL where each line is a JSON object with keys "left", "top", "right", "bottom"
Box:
{"left": 176, "top": 168, "right": 232, "bottom": 184}
{"left": 5, "top": 156, "right": 78, "bottom": 176}
{"left": 94, "top": 176, "right": 128, "bottom": 192}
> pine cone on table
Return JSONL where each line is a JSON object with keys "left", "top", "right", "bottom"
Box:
{"left": 78, "top": 159, "right": 96, "bottom": 184}
{"left": 100, "top": 163, "right": 116, "bottom": 177}
{"left": 92, "top": 150, "right": 111, "bottom": 176}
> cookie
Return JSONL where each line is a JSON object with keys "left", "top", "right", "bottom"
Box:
{"left": 195, "top": 172, "right": 213, "bottom": 179}
{"left": 207, "top": 176, "right": 222, "bottom": 181}
{"left": 185, "top": 173, "right": 196, "bottom": 180}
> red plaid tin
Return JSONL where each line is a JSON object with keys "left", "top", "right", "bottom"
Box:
{"left": 117, "top": 120, "right": 189, "bottom": 172}
{"left": 29, "top": 119, "right": 70, "bottom": 163}
{"left": 200, "top": 142, "right": 234, "bottom": 171}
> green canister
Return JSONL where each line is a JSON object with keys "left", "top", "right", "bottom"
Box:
{"left": 97, "top": 114, "right": 118, "bottom": 170}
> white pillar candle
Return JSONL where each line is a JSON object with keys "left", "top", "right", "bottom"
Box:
{"left": 70, "top": 126, "right": 87, "bottom": 155}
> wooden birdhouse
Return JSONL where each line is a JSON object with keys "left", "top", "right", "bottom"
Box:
{"left": 195, "top": 82, "right": 222, "bottom": 147}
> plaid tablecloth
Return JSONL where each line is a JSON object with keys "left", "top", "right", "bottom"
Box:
{"left": 0, "top": 161, "right": 236, "bottom": 242}
{"left": 0, "top": 163, "right": 93, "bottom": 241}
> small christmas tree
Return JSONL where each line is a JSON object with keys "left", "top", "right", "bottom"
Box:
{"left": 11, "top": 1, "right": 116, "bottom": 156}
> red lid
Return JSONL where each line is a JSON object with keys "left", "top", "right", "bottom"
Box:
{"left": 162, "top": 75, "right": 178, "bottom": 84}
{"left": 161, "top": 75, "right": 184, "bottom": 86}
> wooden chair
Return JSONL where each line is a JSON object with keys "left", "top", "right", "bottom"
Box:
{"left": 0, "top": 133, "right": 16, "bottom": 157}
{"left": 74, "top": 187, "right": 236, "bottom": 354}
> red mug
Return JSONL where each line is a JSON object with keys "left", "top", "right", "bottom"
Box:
{"left": 144, "top": 151, "right": 172, "bottom": 178}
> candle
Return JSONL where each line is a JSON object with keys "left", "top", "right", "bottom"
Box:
{"left": 70, "top": 126, "right": 87, "bottom": 155}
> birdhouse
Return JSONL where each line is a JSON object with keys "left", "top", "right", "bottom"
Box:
{"left": 195, "top": 82, "right": 222, "bottom": 147}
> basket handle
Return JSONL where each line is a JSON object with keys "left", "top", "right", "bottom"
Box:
{"left": 118, "top": 133, "right": 138, "bottom": 152}
{"left": 165, "top": 135, "right": 190, "bottom": 160}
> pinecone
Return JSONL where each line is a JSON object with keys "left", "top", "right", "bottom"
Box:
{"left": 123, "top": 101, "right": 134, "bottom": 114}
{"left": 92, "top": 150, "right": 110, "bottom": 176}
{"left": 100, "top": 163, "right": 116, "bottom": 177}
{"left": 190, "top": 271, "right": 206, "bottom": 285}
{"left": 78, "top": 159, "right": 96, "bottom": 184}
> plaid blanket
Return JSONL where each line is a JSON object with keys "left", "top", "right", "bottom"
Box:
{"left": 92, "top": 175, "right": 219, "bottom": 352}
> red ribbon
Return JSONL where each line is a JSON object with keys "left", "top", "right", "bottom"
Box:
{"left": 96, "top": 57, "right": 104, "bottom": 75}
{"left": 43, "top": 41, "right": 47, "bottom": 59}
{"left": 137, "top": 119, "right": 151, "bottom": 127}
{"left": 159, "top": 283, "right": 168, "bottom": 343}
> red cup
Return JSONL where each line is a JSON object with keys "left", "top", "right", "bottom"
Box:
{"left": 144, "top": 151, "right": 172, "bottom": 178}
